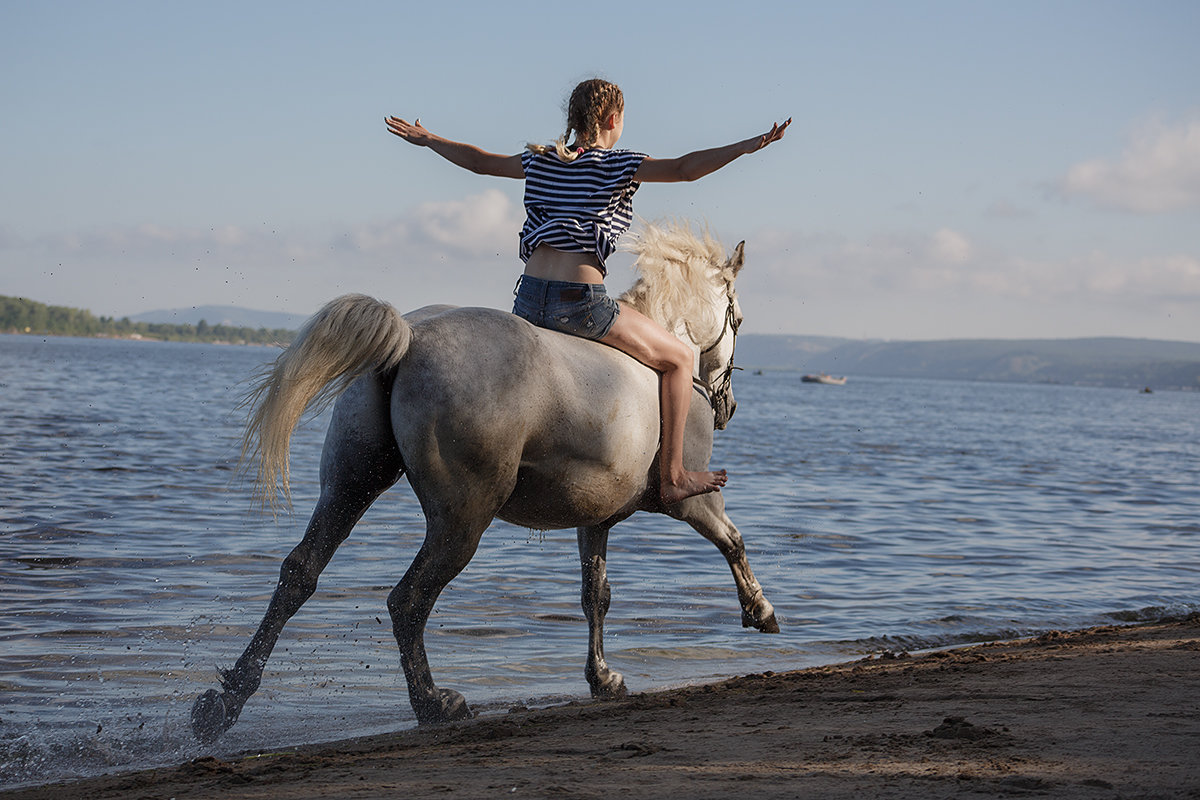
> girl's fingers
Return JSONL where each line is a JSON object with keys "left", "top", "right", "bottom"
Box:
{"left": 763, "top": 119, "right": 790, "bottom": 145}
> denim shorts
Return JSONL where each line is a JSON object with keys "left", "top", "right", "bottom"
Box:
{"left": 512, "top": 275, "right": 620, "bottom": 341}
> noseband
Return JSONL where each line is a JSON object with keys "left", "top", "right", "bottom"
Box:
{"left": 693, "top": 290, "right": 741, "bottom": 425}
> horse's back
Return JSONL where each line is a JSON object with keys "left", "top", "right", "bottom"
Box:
{"left": 390, "top": 307, "right": 661, "bottom": 528}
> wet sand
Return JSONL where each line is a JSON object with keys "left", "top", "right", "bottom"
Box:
{"left": 6, "top": 617, "right": 1199, "bottom": 799}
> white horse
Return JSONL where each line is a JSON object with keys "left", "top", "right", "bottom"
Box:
{"left": 191, "top": 222, "right": 778, "bottom": 742}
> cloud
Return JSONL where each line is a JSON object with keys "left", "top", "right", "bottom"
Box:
{"left": 7, "top": 189, "right": 1198, "bottom": 342}
{"left": 343, "top": 190, "right": 522, "bottom": 257}
{"left": 1, "top": 191, "right": 528, "bottom": 317}
{"left": 767, "top": 226, "right": 1200, "bottom": 305}
{"left": 732, "top": 221, "right": 1200, "bottom": 339}
{"left": 1058, "top": 117, "right": 1200, "bottom": 213}
{"left": 747, "top": 228, "right": 982, "bottom": 296}
{"left": 1077, "top": 252, "right": 1200, "bottom": 300}
{"left": 929, "top": 228, "right": 972, "bottom": 265}
{"left": 1, "top": 190, "right": 523, "bottom": 264}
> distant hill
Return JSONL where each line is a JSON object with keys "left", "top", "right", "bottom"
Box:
{"left": 129, "top": 305, "right": 310, "bottom": 330}
{"left": 1, "top": 296, "right": 295, "bottom": 345}
{"left": 737, "top": 334, "right": 1200, "bottom": 390}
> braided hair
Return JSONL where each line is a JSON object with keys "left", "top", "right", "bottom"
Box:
{"left": 528, "top": 79, "right": 624, "bottom": 162}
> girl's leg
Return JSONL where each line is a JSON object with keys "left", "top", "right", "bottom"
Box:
{"left": 601, "top": 302, "right": 727, "bottom": 504}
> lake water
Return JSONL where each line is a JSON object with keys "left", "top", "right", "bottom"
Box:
{"left": 2, "top": 333, "right": 1198, "bottom": 787}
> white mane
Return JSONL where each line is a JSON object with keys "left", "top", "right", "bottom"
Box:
{"left": 619, "top": 221, "right": 732, "bottom": 347}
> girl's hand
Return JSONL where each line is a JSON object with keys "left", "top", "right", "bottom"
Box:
{"left": 748, "top": 118, "right": 791, "bottom": 153}
{"left": 385, "top": 116, "right": 437, "bottom": 146}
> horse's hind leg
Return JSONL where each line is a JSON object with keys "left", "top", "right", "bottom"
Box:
{"left": 669, "top": 492, "right": 779, "bottom": 633}
{"left": 191, "top": 374, "right": 402, "bottom": 743}
{"left": 386, "top": 506, "right": 495, "bottom": 724}
{"left": 578, "top": 520, "right": 629, "bottom": 699}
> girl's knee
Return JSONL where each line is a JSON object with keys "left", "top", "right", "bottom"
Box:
{"left": 660, "top": 337, "right": 693, "bottom": 373}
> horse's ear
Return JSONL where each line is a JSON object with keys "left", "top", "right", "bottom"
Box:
{"left": 729, "top": 241, "right": 746, "bottom": 276}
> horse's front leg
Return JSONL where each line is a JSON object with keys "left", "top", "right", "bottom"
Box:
{"left": 191, "top": 376, "right": 401, "bottom": 743}
{"left": 669, "top": 492, "right": 779, "bottom": 633}
{"left": 577, "top": 522, "right": 628, "bottom": 699}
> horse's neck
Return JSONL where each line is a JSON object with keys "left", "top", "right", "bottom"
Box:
{"left": 623, "top": 272, "right": 722, "bottom": 368}
{"left": 667, "top": 318, "right": 691, "bottom": 343}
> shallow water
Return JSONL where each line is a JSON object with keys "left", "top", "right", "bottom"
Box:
{"left": 2, "top": 334, "right": 1198, "bottom": 786}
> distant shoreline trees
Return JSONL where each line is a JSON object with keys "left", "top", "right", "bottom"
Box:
{"left": 0, "top": 295, "right": 295, "bottom": 346}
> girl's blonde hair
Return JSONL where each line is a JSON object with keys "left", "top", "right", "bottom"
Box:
{"left": 527, "top": 78, "right": 624, "bottom": 162}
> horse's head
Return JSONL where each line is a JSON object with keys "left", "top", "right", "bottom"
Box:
{"left": 620, "top": 223, "right": 745, "bottom": 430}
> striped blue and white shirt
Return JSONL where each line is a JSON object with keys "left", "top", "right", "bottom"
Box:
{"left": 520, "top": 148, "right": 648, "bottom": 276}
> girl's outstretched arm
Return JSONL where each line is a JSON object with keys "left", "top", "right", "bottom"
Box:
{"left": 385, "top": 117, "right": 523, "bottom": 179}
{"left": 635, "top": 118, "right": 791, "bottom": 183}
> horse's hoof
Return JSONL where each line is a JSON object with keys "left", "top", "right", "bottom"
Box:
{"left": 742, "top": 608, "right": 780, "bottom": 634}
{"left": 592, "top": 671, "right": 627, "bottom": 700}
{"left": 415, "top": 688, "right": 473, "bottom": 724}
{"left": 439, "top": 688, "right": 473, "bottom": 721}
{"left": 191, "top": 689, "right": 234, "bottom": 744}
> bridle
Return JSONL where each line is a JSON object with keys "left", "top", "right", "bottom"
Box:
{"left": 693, "top": 288, "right": 741, "bottom": 427}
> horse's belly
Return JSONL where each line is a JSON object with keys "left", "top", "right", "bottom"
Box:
{"left": 500, "top": 415, "right": 659, "bottom": 529}
{"left": 499, "top": 462, "right": 649, "bottom": 528}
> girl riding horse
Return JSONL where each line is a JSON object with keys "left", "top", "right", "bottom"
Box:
{"left": 386, "top": 78, "right": 789, "bottom": 504}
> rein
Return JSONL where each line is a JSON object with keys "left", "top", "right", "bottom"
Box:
{"left": 693, "top": 290, "right": 741, "bottom": 420}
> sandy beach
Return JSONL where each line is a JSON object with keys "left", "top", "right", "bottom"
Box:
{"left": 5, "top": 616, "right": 1198, "bottom": 799}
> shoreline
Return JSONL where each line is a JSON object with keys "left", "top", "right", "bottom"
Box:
{"left": 0, "top": 331, "right": 287, "bottom": 347}
{"left": 6, "top": 616, "right": 1198, "bottom": 798}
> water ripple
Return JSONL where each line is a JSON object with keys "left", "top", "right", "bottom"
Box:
{"left": 2, "top": 337, "right": 1199, "bottom": 787}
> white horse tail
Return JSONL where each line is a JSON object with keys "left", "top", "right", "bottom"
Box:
{"left": 241, "top": 293, "right": 411, "bottom": 510}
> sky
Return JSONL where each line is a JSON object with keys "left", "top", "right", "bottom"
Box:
{"left": 2, "top": 0, "right": 1198, "bottom": 341}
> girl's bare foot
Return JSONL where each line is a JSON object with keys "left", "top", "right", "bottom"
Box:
{"left": 661, "top": 469, "right": 727, "bottom": 505}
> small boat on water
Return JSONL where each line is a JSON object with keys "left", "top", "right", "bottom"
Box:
{"left": 801, "top": 373, "right": 847, "bottom": 385}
